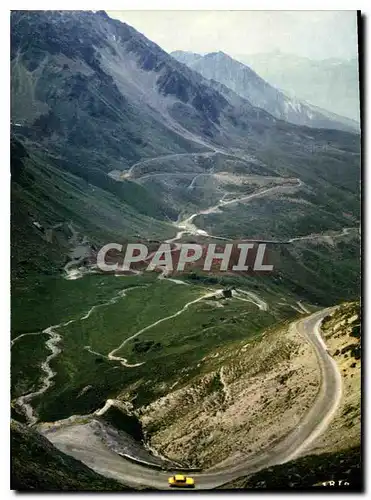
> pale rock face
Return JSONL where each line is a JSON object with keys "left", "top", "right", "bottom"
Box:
{"left": 347, "top": 314, "right": 359, "bottom": 324}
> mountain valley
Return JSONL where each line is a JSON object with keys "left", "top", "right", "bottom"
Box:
{"left": 10, "top": 10, "right": 361, "bottom": 491}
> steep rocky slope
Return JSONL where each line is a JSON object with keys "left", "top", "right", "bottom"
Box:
{"left": 11, "top": 419, "right": 132, "bottom": 490}
{"left": 222, "top": 447, "right": 361, "bottom": 490}
{"left": 222, "top": 301, "right": 362, "bottom": 490}
{"left": 136, "top": 320, "right": 320, "bottom": 468}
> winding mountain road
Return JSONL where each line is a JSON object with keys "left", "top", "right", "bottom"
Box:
{"left": 164, "top": 178, "right": 303, "bottom": 246}
{"left": 45, "top": 307, "right": 342, "bottom": 490}
{"left": 121, "top": 151, "right": 222, "bottom": 179}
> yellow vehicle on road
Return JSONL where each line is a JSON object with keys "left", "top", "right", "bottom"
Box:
{"left": 168, "top": 474, "right": 195, "bottom": 488}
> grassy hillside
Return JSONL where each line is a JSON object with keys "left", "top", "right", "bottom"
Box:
{"left": 11, "top": 136, "right": 175, "bottom": 280}
{"left": 16, "top": 278, "right": 304, "bottom": 423}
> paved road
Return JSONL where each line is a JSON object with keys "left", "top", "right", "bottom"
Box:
{"left": 45, "top": 307, "right": 342, "bottom": 490}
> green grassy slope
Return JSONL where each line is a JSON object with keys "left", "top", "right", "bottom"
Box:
{"left": 12, "top": 277, "right": 304, "bottom": 423}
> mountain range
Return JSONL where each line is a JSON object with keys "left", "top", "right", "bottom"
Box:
{"left": 171, "top": 50, "right": 359, "bottom": 132}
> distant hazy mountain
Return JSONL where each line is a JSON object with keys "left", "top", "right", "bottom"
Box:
{"left": 171, "top": 50, "right": 359, "bottom": 132}
{"left": 171, "top": 50, "right": 203, "bottom": 66}
{"left": 234, "top": 51, "right": 360, "bottom": 123}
